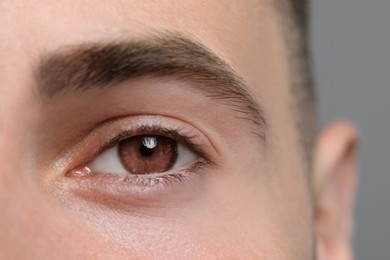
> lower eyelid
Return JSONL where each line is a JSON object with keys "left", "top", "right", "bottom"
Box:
{"left": 63, "top": 166, "right": 205, "bottom": 208}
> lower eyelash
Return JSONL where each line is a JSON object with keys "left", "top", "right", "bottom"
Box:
{"left": 123, "top": 172, "right": 187, "bottom": 187}
{"left": 117, "top": 160, "right": 210, "bottom": 187}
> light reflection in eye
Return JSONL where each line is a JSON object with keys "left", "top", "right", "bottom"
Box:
{"left": 88, "top": 135, "right": 196, "bottom": 176}
{"left": 142, "top": 136, "right": 157, "bottom": 149}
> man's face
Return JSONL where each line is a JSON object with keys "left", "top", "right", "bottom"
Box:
{"left": 0, "top": 1, "right": 357, "bottom": 259}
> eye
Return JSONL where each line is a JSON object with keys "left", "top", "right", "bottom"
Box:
{"left": 88, "top": 135, "right": 196, "bottom": 176}
{"left": 64, "top": 116, "right": 214, "bottom": 196}
{"left": 62, "top": 116, "right": 215, "bottom": 203}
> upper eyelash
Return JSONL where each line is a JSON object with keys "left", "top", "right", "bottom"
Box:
{"left": 94, "top": 124, "right": 212, "bottom": 165}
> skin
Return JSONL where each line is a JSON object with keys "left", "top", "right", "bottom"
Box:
{"left": 0, "top": 0, "right": 358, "bottom": 259}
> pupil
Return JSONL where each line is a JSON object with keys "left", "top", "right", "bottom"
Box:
{"left": 140, "top": 143, "right": 154, "bottom": 157}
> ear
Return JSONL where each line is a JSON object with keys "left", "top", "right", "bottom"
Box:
{"left": 314, "top": 121, "right": 359, "bottom": 260}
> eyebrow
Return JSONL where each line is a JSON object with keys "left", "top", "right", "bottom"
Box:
{"left": 37, "top": 33, "right": 267, "bottom": 139}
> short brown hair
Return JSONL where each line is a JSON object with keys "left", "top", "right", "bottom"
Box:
{"left": 275, "top": 0, "right": 316, "bottom": 168}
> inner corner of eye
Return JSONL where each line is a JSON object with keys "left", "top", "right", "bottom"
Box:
{"left": 84, "top": 135, "right": 197, "bottom": 176}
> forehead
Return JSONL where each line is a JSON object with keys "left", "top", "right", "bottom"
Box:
{"left": 1, "top": 1, "right": 269, "bottom": 45}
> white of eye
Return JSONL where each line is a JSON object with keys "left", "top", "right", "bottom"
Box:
{"left": 88, "top": 141, "right": 196, "bottom": 176}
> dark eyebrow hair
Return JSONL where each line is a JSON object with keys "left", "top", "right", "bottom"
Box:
{"left": 37, "top": 33, "right": 267, "bottom": 139}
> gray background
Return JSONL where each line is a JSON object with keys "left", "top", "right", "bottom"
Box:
{"left": 311, "top": 0, "right": 390, "bottom": 259}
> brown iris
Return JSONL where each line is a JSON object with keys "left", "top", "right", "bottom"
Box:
{"left": 118, "top": 135, "right": 178, "bottom": 174}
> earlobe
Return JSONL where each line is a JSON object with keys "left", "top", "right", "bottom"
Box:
{"left": 313, "top": 121, "right": 359, "bottom": 260}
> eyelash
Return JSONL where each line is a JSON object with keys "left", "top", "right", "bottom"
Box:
{"left": 67, "top": 123, "right": 212, "bottom": 188}
{"left": 97, "top": 125, "right": 210, "bottom": 163}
